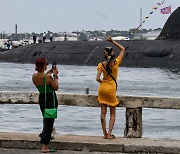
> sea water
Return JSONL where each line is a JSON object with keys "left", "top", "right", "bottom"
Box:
{"left": 0, "top": 62, "right": 180, "bottom": 139}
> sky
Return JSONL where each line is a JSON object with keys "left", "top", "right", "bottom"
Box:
{"left": 0, "top": 0, "right": 179, "bottom": 33}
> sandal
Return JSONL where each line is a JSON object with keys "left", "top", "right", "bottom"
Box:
{"left": 107, "top": 134, "right": 115, "bottom": 140}
{"left": 103, "top": 133, "right": 108, "bottom": 139}
{"left": 42, "top": 148, "right": 56, "bottom": 153}
{"left": 103, "top": 135, "right": 107, "bottom": 139}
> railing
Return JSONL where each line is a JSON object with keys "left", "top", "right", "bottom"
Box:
{"left": 1, "top": 92, "right": 180, "bottom": 138}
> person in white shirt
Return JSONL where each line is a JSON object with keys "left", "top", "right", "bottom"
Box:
{"left": 50, "top": 33, "right": 53, "bottom": 42}
{"left": 43, "top": 32, "right": 46, "bottom": 43}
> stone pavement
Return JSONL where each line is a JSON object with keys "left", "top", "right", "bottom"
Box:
{"left": 0, "top": 148, "right": 128, "bottom": 154}
{"left": 0, "top": 132, "right": 180, "bottom": 154}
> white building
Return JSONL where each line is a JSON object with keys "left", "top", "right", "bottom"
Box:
{"left": 142, "top": 30, "right": 161, "bottom": 40}
{"left": 112, "top": 36, "right": 130, "bottom": 40}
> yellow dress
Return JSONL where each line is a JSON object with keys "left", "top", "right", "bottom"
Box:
{"left": 97, "top": 55, "right": 122, "bottom": 106}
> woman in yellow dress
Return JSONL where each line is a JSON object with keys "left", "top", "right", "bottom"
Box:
{"left": 96, "top": 37, "right": 125, "bottom": 139}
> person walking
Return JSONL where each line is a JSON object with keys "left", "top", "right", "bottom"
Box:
{"left": 50, "top": 33, "right": 53, "bottom": 42}
{"left": 96, "top": 37, "right": 125, "bottom": 139}
{"left": 32, "top": 58, "right": 59, "bottom": 152}
{"left": 33, "top": 33, "right": 37, "bottom": 44}
{"left": 43, "top": 32, "right": 46, "bottom": 43}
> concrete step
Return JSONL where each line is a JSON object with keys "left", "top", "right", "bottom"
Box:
{"left": 0, "top": 132, "right": 180, "bottom": 153}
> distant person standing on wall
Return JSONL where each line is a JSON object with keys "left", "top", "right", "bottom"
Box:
{"left": 96, "top": 37, "right": 125, "bottom": 139}
{"left": 43, "top": 32, "right": 46, "bottom": 43}
{"left": 33, "top": 34, "right": 37, "bottom": 44}
{"left": 50, "top": 33, "right": 53, "bottom": 42}
{"left": 6, "top": 42, "right": 11, "bottom": 50}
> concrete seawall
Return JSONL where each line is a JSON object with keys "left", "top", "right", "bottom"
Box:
{"left": 1, "top": 92, "right": 180, "bottom": 109}
{"left": 1, "top": 92, "right": 180, "bottom": 153}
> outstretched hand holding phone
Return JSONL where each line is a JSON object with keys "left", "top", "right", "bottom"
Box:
{"left": 51, "top": 62, "right": 58, "bottom": 79}
{"left": 52, "top": 62, "right": 57, "bottom": 70}
{"left": 46, "top": 62, "right": 58, "bottom": 79}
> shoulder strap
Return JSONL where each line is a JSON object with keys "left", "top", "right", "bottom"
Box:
{"left": 52, "top": 91, "right": 55, "bottom": 108}
{"left": 44, "top": 74, "right": 55, "bottom": 108}
{"left": 101, "top": 63, "right": 117, "bottom": 90}
{"left": 44, "top": 74, "right": 47, "bottom": 108}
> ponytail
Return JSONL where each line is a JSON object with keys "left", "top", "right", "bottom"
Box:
{"left": 104, "top": 47, "right": 115, "bottom": 74}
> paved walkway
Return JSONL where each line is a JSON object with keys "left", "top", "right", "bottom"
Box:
{"left": 0, "top": 132, "right": 180, "bottom": 153}
{"left": 0, "top": 148, "right": 128, "bottom": 154}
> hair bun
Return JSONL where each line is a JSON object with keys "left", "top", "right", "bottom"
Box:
{"left": 104, "top": 47, "right": 112, "bottom": 53}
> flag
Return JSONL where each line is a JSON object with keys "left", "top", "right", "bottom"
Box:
{"left": 152, "top": 7, "right": 158, "bottom": 10}
{"left": 137, "top": 25, "right": 141, "bottom": 28}
{"left": 162, "top": 0, "right": 165, "bottom": 4}
{"left": 160, "top": 6, "right": 171, "bottom": 14}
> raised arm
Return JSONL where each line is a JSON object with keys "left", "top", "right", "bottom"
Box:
{"left": 106, "top": 37, "right": 125, "bottom": 59}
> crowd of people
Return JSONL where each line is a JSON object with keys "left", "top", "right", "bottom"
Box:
{"left": 33, "top": 32, "right": 53, "bottom": 44}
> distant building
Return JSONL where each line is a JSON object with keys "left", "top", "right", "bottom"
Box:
{"left": 142, "top": 30, "right": 161, "bottom": 40}
{"left": 112, "top": 36, "right": 130, "bottom": 40}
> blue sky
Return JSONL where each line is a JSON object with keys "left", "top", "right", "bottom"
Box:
{"left": 0, "top": 0, "right": 179, "bottom": 33}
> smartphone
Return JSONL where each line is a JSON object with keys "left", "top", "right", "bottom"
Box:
{"left": 52, "top": 62, "right": 57, "bottom": 70}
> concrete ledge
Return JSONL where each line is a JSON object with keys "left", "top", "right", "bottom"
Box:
{"left": 0, "top": 132, "right": 180, "bottom": 153}
{"left": 1, "top": 92, "right": 180, "bottom": 109}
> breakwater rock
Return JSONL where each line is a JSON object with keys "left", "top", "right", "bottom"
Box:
{"left": 0, "top": 40, "right": 180, "bottom": 69}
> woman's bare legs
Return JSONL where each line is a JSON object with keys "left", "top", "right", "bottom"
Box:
{"left": 107, "top": 106, "right": 116, "bottom": 139}
{"left": 100, "top": 104, "right": 108, "bottom": 138}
